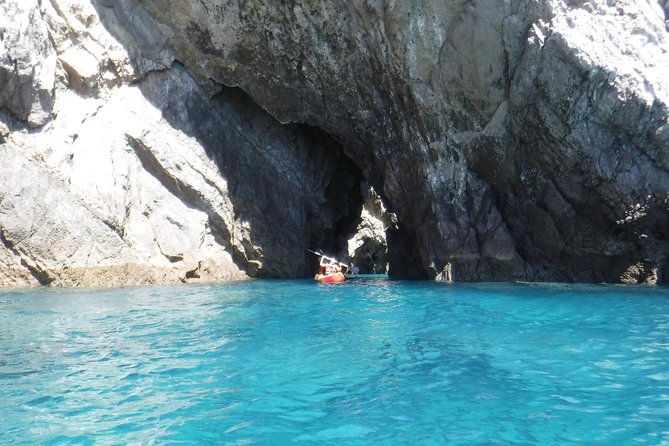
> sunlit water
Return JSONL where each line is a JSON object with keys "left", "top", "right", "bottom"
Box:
{"left": 1, "top": 279, "right": 669, "bottom": 445}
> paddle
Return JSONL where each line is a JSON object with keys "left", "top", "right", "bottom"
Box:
{"left": 306, "top": 249, "right": 350, "bottom": 268}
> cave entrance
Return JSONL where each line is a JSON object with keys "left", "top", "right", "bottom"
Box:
{"left": 344, "top": 186, "right": 393, "bottom": 274}
{"left": 308, "top": 182, "right": 393, "bottom": 276}
{"left": 303, "top": 129, "right": 393, "bottom": 276}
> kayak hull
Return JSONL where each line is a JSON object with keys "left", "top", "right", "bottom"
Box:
{"left": 315, "top": 272, "right": 346, "bottom": 283}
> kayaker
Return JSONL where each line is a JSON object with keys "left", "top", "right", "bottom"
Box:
{"left": 319, "top": 256, "right": 342, "bottom": 275}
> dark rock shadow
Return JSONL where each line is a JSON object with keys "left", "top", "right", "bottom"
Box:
{"left": 139, "top": 62, "right": 365, "bottom": 277}
{"left": 87, "top": 0, "right": 444, "bottom": 281}
{"left": 85, "top": 0, "right": 368, "bottom": 277}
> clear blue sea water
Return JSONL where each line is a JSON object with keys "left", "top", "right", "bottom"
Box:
{"left": 1, "top": 279, "right": 668, "bottom": 445}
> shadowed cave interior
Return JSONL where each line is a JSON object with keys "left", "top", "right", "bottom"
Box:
{"left": 135, "top": 63, "right": 410, "bottom": 278}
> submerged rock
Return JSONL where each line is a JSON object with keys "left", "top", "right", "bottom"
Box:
{"left": 1, "top": 0, "right": 668, "bottom": 286}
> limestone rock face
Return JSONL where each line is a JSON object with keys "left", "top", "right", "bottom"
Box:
{"left": 1, "top": 0, "right": 668, "bottom": 286}
{"left": 0, "top": 0, "right": 56, "bottom": 126}
{"left": 93, "top": 0, "right": 667, "bottom": 283}
{"left": 0, "top": 0, "right": 363, "bottom": 286}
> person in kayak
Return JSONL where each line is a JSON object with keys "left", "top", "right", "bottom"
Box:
{"left": 319, "top": 256, "right": 342, "bottom": 275}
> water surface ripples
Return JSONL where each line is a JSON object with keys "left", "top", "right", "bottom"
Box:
{"left": 1, "top": 280, "right": 669, "bottom": 444}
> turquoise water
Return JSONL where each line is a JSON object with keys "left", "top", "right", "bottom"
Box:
{"left": 1, "top": 279, "right": 668, "bottom": 445}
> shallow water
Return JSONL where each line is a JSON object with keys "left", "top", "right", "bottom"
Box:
{"left": 1, "top": 279, "right": 668, "bottom": 445}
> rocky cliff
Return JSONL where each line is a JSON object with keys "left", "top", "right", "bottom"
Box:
{"left": 1, "top": 0, "right": 668, "bottom": 286}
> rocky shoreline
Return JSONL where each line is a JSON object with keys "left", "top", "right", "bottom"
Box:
{"left": 1, "top": 0, "right": 668, "bottom": 287}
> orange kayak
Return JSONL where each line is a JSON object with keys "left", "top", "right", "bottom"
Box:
{"left": 315, "top": 272, "right": 346, "bottom": 283}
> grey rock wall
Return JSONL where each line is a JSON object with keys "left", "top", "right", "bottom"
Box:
{"left": 1, "top": 0, "right": 668, "bottom": 286}
{"left": 0, "top": 0, "right": 363, "bottom": 286}
{"left": 95, "top": 0, "right": 668, "bottom": 283}
{"left": 0, "top": 0, "right": 56, "bottom": 127}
